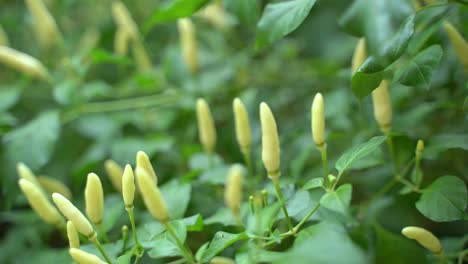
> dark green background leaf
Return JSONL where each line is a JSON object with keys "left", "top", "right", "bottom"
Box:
{"left": 256, "top": 0, "right": 316, "bottom": 49}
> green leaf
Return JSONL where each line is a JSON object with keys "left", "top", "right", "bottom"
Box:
{"left": 374, "top": 224, "right": 427, "bottom": 264}
{"left": 200, "top": 232, "right": 248, "bottom": 262}
{"left": 303, "top": 178, "right": 324, "bottom": 190}
{"left": 416, "top": 175, "right": 467, "bottom": 222}
{"left": 350, "top": 15, "right": 415, "bottom": 98}
{"left": 137, "top": 222, "right": 166, "bottom": 248}
{"left": 274, "top": 222, "right": 367, "bottom": 263}
{"left": 110, "top": 136, "right": 173, "bottom": 164}
{"left": 339, "top": 0, "right": 413, "bottom": 54}
{"left": 347, "top": 4, "right": 450, "bottom": 98}
{"left": 144, "top": 0, "right": 209, "bottom": 29}
{"left": 320, "top": 184, "right": 352, "bottom": 215}
{"left": 188, "top": 153, "right": 224, "bottom": 170}
{"left": 407, "top": 4, "right": 451, "bottom": 54}
{"left": 148, "top": 239, "right": 182, "bottom": 259}
{"left": 183, "top": 214, "right": 204, "bottom": 231}
{"left": 246, "top": 203, "right": 281, "bottom": 235}
{"left": 335, "top": 136, "right": 387, "bottom": 176}
{"left": 423, "top": 134, "right": 468, "bottom": 159}
{"left": 161, "top": 179, "right": 192, "bottom": 219}
{"left": 3, "top": 111, "right": 60, "bottom": 170}
{"left": 395, "top": 45, "right": 443, "bottom": 88}
{"left": 0, "top": 85, "right": 22, "bottom": 111}
{"left": 225, "top": 0, "right": 259, "bottom": 26}
{"left": 350, "top": 71, "right": 384, "bottom": 99}
{"left": 286, "top": 190, "right": 312, "bottom": 218}
{"left": 256, "top": 0, "right": 316, "bottom": 49}
{"left": 102, "top": 195, "right": 125, "bottom": 232}
{"left": 116, "top": 251, "right": 132, "bottom": 264}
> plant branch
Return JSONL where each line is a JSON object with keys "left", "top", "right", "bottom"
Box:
{"left": 164, "top": 222, "right": 196, "bottom": 264}
{"left": 61, "top": 91, "right": 181, "bottom": 124}
{"left": 271, "top": 178, "right": 294, "bottom": 232}
{"left": 91, "top": 236, "right": 112, "bottom": 264}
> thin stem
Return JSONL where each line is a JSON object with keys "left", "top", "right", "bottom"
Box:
{"left": 61, "top": 92, "right": 181, "bottom": 124}
{"left": 319, "top": 145, "right": 329, "bottom": 189}
{"left": 386, "top": 136, "right": 399, "bottom": 173}
{"left": 396, "top": 177, "right": 420, "bottom": 193}
{"left": 165, "top": 223, "right": 196, "bottom": 264}
{"left": 243, "top": 150, "right": 256, "bottom": 187}
{"left": 91, "top": 236, "right": 112, "bottom": 264}
{"left": 121, "top": 226, "right": 129, "bottom": 253}
{"left": 97, "top": 223, "right": 109, "bottom": 243}
{"left": 293, "top": 202, "right": 321, "bottom": 232}
{"left": 271, "top": 178, "right": 294, "bottom": 232}
{"left": 126, "top": 207, "right": 144, "bottom": 264}
{"left": 367, "top": 179, "right": 397, "bottom": 204}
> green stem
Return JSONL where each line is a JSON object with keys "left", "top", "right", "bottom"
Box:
{"left": 319, "top": 145, "right": 329, "bottom": 189}
{"left": 121, "top": 225, "right": 129, "bottom": 253}
{"left": 272, "top": 178, "right": 294, "bottom": 232}
{"left": 293, "top": 202, "right": 321, "bottom": 232}
{"left": 97, "top": 223, "right": 109, "bottom": 243}
{"left": 165, "top": 223, "right": 196, "bottom": 264}
{"left": 61, "top": 92, "right": 181, "bottom": 124}
{"left": 396, "top": 177, "right": 420, "bottom": 193}
{"left": 91, "top": 236, "right": 112, "bottom": 264}
{"left": 368, "top": 179, "right": 397, "bottom": 204}
{"left": 243, "top": 150, "right": 256, "bottom": 187}
{"left": 386, "top": 136, "right": 399, "bottom": 173}
{"left": 126, "top": 207, "right": 144, "bottom": 264}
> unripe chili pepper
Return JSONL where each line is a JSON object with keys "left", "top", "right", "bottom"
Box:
{"left": 18, "top": 179, "right": 64, "bottom": 226}
{"left": 135, "top": 167, "right": 169, "bottom": 223}
{"left": 136, "top": 151, "right": 158, "bottom": 184}
{"left": 372, "top": 80, "right": 392, "bottom": 134}
{"left": 233, "top": 98, "right": 252, "bottom": 155}
{"left": 402, "top": 226, "right": 442, "bottom": 253}
{"left": 0, "top": 46, "right": 50, "bottom": 80}
{"left": 197, "top": 3, "right": 231, "bottom": 30}
{"left": 196, "top": 98, "right": 217, "bottom": 154}
{"left": 111, "top": 1, "right": 138, "bottom": 40}
{"left": 17, "top": 162, "right": 42, "bottom": 189}
{"left": 224, "top": 165, "right": 243, "bottom": 217}
{"left": 25, "top": 0, "right": 62, "bottom": 48}
{"left": 443, "top": 22, "right": 468, "bottom": 70}
{"left": 416, "top": 139, "right": 424, "bottom": 158}
{"left": 178, "top": 18, "right": 199, "bottom": 74}
{"left": 85, "top": 173, "right": 104, "bottom": 225}
{"left": 114, "top": 29, "right": 130, "bottom": 56}
{"left": 67, "top": 221, "right": 80, "bottom": 249}
{"left": 122, "top": 164, "right": 135, "bottom": 208}
{"left": 69, "top": 248, "right": 107, "bottom": 264}
{"left": 52, "top": 193, "right": 95, "bottom": 238}
{"left": 104, "top": 159, "right": 123, "bottom": 192}
{"left": 260, "top": 102, "right": 280, "bottom": 179}
{"left": 209, "top": 256, "right": 236, "bottom": 264}
{"left": 352, "top": 38, "right": 366, "bottom": 74}
{"left": 38, "top": 176, "right": 72, "bottom": 200}
{"left": 311, "top": 93, "right": 325, "bottom": 147}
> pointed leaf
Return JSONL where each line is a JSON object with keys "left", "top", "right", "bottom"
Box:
{"left": 416, "top": 175, "right": 467, "bottom": 222}
{"left": 256, "top": 0, "right": 316, "bottom": 49}
{"left": 335, "top": 136, "right": 387, "bottom": 175}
